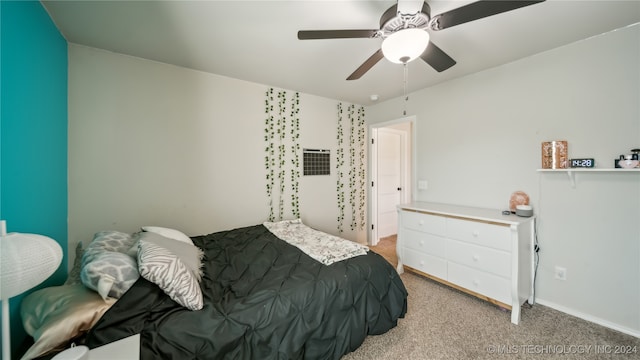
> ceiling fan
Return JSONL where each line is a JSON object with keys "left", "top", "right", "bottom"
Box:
{"left": 298, "top": 0, "right": 545, "bottom": 80}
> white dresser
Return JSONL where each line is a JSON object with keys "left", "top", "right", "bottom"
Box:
{"left": 397, "top": 202, "right": 535, "bottom": 324}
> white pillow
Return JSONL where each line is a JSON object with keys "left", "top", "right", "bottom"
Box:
{"left": 141, "top": 226, "right": 193, "bottom": 245}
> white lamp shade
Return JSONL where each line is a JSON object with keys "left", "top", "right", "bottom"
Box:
{"left": 381, "top": 28, "right": 430, "bottom": 64}
{"left": 0, "top": 233, "right": 62, "bottom": 299}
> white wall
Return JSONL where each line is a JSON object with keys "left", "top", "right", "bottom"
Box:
{"left": 68, "top": 23, "right": 639, "bottom": 335}
{"left": 68, "top": 44, "right": 366, "bottom": 264}
{"left": 367, "top": 24, "right": 640, "bottom": 335}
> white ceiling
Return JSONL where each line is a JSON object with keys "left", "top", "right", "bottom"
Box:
{"left": 42, "top": 0, "right": 640, "bottom": 105}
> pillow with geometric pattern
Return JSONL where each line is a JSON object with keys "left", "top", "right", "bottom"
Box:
{"left": 80, "top": 231, "right": 139, "bottom": 300}
{"left": 80, "top": 251, "right": 139, "bottom": 300}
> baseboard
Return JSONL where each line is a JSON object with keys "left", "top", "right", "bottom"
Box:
{"left": 535, "top": 298, "right": 640, "bottom": 338}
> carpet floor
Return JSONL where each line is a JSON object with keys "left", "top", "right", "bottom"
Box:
{"left": 351, "top": 236, "right": 640, "bottom": 359}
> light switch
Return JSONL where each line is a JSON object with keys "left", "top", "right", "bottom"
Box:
{"left": 418, "top": 180, "right": 428, "bottom": 190}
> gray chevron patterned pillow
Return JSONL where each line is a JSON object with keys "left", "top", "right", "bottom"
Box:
{"left": 137, "top": 236, "right": 203, "bottom": 310}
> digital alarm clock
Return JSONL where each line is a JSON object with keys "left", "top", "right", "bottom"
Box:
{"left": 569, "top": 158, "right": 595, "bottom": 168}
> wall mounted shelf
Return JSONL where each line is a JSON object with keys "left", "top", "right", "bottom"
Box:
{"left": 537, "top": 168, "right": 640, "bottom": 188}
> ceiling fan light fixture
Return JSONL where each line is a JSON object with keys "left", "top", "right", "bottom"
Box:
{"left": 381, "top": 28, "right": 430, "bottom": 64}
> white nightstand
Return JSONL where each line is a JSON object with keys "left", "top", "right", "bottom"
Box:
{"left": 89, "top": 334, "right": 140, "bottom": 359}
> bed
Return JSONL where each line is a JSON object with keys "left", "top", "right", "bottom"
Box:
{"left": 22, "top": 221, "right": 407, "bottom": 359}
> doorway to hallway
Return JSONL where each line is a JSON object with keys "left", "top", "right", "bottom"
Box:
{"left": 369, "top": 117, "right": 414, "bottom": 246}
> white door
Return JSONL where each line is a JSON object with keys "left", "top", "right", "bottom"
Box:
{"left": 376, "top": 128, "right": 404, "bottom": 240}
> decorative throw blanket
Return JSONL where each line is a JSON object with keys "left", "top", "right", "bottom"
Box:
{"left": 263, "top": 219, "right": 368, "bottom": 265}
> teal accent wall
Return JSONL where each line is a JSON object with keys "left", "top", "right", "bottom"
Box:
{"left": 1, "top": 1, "right": 68, "bottom": 357}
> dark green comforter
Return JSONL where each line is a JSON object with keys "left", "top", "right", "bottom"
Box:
{"left": 86, "top": 224, "right": 407, "bottom": 359}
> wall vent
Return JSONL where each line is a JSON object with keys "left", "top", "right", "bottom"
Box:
{"left": 303, "top": 149, "right": 330, "bottom": 176}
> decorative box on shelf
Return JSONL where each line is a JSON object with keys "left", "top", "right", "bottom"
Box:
{"left": 541, "top": 140, "right": 568, "bottom": 169}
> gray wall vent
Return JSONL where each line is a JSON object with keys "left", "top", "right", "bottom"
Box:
{"left": 303, "top": 149, "right": 330, "bottom": 176}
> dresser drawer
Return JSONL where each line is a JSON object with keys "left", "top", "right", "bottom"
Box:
{"left": 446, "top": 218, "right": 511, "bottom": 252}
{"left": 403, "top": 229, "right": 447, "bottom": 258}
{"left": 447, "top": 240, "right": 510, "bottom": 278}
{"left": 400, "top": 210, "right": 446, "bottom": 236}
{"left": 448, "top": 262, "right": 511, "bottom": 304}
{"left": 402, "top": 249, "right": 447, "bottom": 280}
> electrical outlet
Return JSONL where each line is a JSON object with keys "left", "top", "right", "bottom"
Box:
{"left": 418, "top": 180, "right": 428, "bottom": 190}
{"left": 554, "top": 266, "right": 567, "bottom": 281}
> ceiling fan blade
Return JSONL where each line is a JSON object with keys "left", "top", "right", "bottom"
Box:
{"left": 430, "top": 0, "right": 545, "bottom": 31}
{"left": 297, "top": 30, "right": 378, "bottom": 40}
{"left": 347, "top": 49, "right": 384, "bottom": 80}
{"left": 420, "top": 42, "right": 456, "bottom": 72}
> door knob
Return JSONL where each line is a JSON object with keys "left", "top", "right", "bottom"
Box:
{"left": 397, "top": 187, "right": 402, "bottom": 191}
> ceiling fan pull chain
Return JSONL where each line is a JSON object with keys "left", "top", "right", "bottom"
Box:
{"left": 403, "top": 62, "right": 408, "bottom": 116}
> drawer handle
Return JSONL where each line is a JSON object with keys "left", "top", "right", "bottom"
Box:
{"left": 418, "top": 220, "right": 424, "bottom": 226}
{"left": 420, "top": 261, "right": 425, "bottom": 265}
{"left": 473, "top": 280, "right": 479, "bottom": 286}
{"left": 419, "top": 240, "right": 424, "bottom": 246}
{"left": 472, "top": 255, "right": 479, "bottom": 262}
{"left": 472, "top": 231, "right": 480, "bottom": 237}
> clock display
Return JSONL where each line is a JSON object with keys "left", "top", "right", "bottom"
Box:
{"left": 570, "top": 158, "right": 595, "bottom": 168}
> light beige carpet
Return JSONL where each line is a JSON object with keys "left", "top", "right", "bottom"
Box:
{"left": 354, "top": 236, "right": 640, "bottom": 360}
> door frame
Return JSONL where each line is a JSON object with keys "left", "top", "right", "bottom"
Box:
{"left": 368, "top": 115, "right": 416, "bottom": 246}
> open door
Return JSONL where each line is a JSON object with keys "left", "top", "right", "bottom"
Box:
{"left": 370, "top": 119, "right": 413, "bottom": 246}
